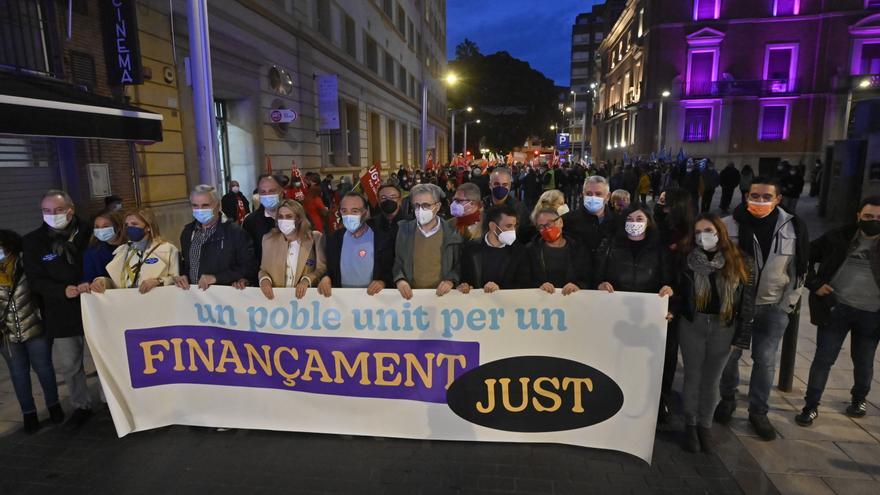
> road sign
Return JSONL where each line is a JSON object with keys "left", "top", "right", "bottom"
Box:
{"left": 269, "top": 109, "right": 297, "bottom": 123}
{"left": 557, "top": 133, "right": 571, "bottom": 150}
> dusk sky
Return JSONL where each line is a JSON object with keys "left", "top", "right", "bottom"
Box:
{"left": 446, "top": 0, "right": 603, "bottom": 87}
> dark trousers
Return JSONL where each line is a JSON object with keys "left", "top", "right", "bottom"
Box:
{"left": 701, "top": 188, "right": 716, "bottom": 213}
{"left": 662, "top": 316, "right": 681, "bottom": 400}
{"left": 805, "top": 304, "right": 880, "bottom": 407}
{"left": 720, "top": 186, "right": 736, "bottom": 211}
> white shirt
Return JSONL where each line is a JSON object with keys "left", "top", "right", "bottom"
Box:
{"left": 418, "top": 220, "right": 442, "bottom": 238}
{"left": 283, "top": 240, "right": 301, "bottom": 287}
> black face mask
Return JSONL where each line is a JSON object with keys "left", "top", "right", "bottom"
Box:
{"left": 859, "top": 219, "right": 880, "bottom": 237}
{"left": 380, "top": 199, "right": 399, "bottom": 215}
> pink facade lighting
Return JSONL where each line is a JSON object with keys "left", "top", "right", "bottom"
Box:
{"left": 758, "top": 99, "right": 793, "bottom": 141}
{"left": 681, "top": 99, "right": 721, "bottom": 142}
{"left": 772, "top": 0, "right": 800, "bottom": 16}
{"left": 693, "top": 0, "right": 720, "bottom": 21}
{"left": 763, "top": 43, "right": 799, "bottom": 92}
{"left": 849, "top": 14, "right": 880, "bottom": 75}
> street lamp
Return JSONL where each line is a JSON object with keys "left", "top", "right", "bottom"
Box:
{"left": 463, "top": 118, "right": 480, "bottom": 158}
{"left": 658, "top": 90, "right": 670, "bottom": 155}
{"left": 449, "top": 105, "right": 473, "bottom": 161}
{"left": 445, "top": 72, "right": 460, "bottom": 86}
{"left": 859, "top": 78, "right": 871, "bottom": 89}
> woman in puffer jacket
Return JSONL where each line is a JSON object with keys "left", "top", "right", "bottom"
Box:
{"left": 0, "top": 229, "right": 64, "bottom": 433}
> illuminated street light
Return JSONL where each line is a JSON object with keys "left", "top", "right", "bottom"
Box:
{"left": 859, "top": 78, "right": 871, "bottom": 89}
{"left": 475, "top": 119, "right": 481, "bottom": 124}
{"left": 466, "top": 106, "right": 473, "bottom": 112}
{"left": 550, "top": 125, "right": 556, "bottom": 130}
{"left": 565, "top": 106, "right": 572, "bottom": 113}
{"left": 445, "top": 73, "right": 459, "bottom": 86}
{"left": 661, "top": 90, "right": 671, "bottom": 98}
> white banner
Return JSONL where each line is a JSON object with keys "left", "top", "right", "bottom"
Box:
{"left": 82, "top": 287, "right": 668, "bottom": 463}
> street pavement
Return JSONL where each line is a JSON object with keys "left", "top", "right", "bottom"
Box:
{"left": 0, "top": 193, "right": 878, "bottom": 495}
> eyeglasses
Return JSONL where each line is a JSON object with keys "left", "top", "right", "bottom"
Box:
{"left": 536, "top": 218, "right": 560, "bottom": 230}
{"left": 748, "top": 193, "right": 777, "bottom": 202}
{"left": 452, "top": 199, "right": 473, "bottom": 205}
{"left": 413, "top": 202, "right": 438, "bottom": 210}
{"left": 379, "top": 195, "right": 400, "bottom": 202}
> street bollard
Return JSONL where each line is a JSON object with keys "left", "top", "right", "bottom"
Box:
{"left": 777, "top": 297, "right": 802, "bottom": 392}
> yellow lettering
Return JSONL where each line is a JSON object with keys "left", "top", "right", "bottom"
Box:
{"left": 373, "top": 352, "right": 401, "bottom": 386}
{"left": 475, "top": 378, "right": 497, "bottom": 413}
{"left": 499, "top": 377, "right": 530, "bottom": 412}
{"left": 139, "top": 339, "right": 170, "bottom": 374}
{"left": 244, "top": 344, "right": 273, "bottom": 376}
{"left": 563, "top": 377, "right": 593, "bottom": 413}
{"left": 273, "top": 346, "right": 300, "bottom": 387}
{"left": 531, "top": 377, "right": 562, "bottom": 412}
{"left": 185, "top": 338, "right": 215, "bottom": 371}
{"left": 403, "top": 352, "right": 434, "bottom": 388}
{"left": 215, "top": 339, "right": 247, "bottom": 374}
{"left": 169, "top": 338, "right": 185, "bottom": 371}
{"left": 301, "top": 349, "right": 333, "bottom": 383}
{"left": 331, "top": 351, "right": 370, "bottom": 385}
{"left": 437, "top": 353, "right": 466, "bottom": 389}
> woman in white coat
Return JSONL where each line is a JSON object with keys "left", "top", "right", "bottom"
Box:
{"left": 89, "top": 208, "right": 179, "bottom": 294}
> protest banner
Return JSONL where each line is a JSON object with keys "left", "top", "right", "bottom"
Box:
{"left": 82, "top": 287, "right": 668, "bottom": 463}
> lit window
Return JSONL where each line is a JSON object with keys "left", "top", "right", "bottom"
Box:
{"left": 683, "top": 107, "right": 712, "bottom": 142}
{"left": 763, "top": 44, "right": 799, "bottom": 92}
{"left": 758, "top": 103, "right": 791, "bottom": 141}
{"left": 686, "top": 48, "right": 719, "bottom": 95}
{"left": 868, "top": 1, "right": 880, "bottom": 8}
{"left": 773, "top": 0, "right": 799, "bottom": 16}
{"left": 852, "top": 41, "right": 880, "bottom": 75}
{"left": 693, "top": 0, "right": 720, "bottom": 21}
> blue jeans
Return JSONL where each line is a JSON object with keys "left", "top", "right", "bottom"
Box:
{"left": 0, "top": 336, "right": 60, "bottom": 414}
{"left": 720, "top": 304, "right": 790, "bottom": 415}
{"left": 805, "top": 304, "right": 880, "bottom": 407}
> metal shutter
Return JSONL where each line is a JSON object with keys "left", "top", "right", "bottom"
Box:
{"left": 0, "top": 135, "right": 61, "bottom": 234}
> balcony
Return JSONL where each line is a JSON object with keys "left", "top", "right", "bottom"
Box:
{"left": 681, "top": 79, "right": 798, "bottom": 97}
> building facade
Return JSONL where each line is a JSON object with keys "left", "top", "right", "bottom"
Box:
{"left": 1, "top": 0, "right": 449, "bottom": 238}
{"left": 593, "top": 0, "right": 878, "bottom": 180}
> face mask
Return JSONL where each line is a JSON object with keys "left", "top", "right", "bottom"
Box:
{"left": 496, "top": 228, "right": 517, "bottom": 246}
{"left": 472, "top": 169, "right": 480, "bottom": 176}
{"left": 416, "top": 207, "right": 435, "bottom": 226}
{"left": 112, "top": 203, "right": 123, "bottom": 212}
{"left": 697, "top": 232, "right": 719, "bottom": 251}
{"left": 747, "top": 201, "right": 775, "bottom": 218}
{"left": 342, "top": 215, "right": 362, "bottom": 232}
{"left": 491, "top": 186, "right": 509, "bottom": 200}
{"left": 583, "top": 196, "right": 605, "bottom": 214}
{"left": 192, "top": 208, "right": 214, "bottom": 224}
{"left": 859, "top": 219, "right": 880, "bottom": 237}
{"left": 277, "top": 219, "right": 297, "bottom": 235}
{"left": 379, "top": 199, "right": 398, "bottom": 215}
{"left": 44, "top": 213, "right": 70, "bottom": 230}
{"left": 450, "top": 201, "right": 467, "bottom": 217}
{"left": 232, "top": 186, "right": 240, "bottom": 193}
{"left": 557, "top": 204, "right": 570, "bottom": 216}
{"left": 0, "top": 248, "right": 6, "bottom": 262}
{"left": 624, "top": 221, "right": 647, "bottom": 237}
{"left": 94, "top": 227, "right": 116, "bottom": 242}
{"left": 293, "top": 182, "right": 302, "bottom": 188}
{"left": 540, "top": 225, "right": 563, "bottom": 243}
{"left": 126, "top": 226, "right": 147, "bottom": 242}
{"left": 260, "top": 194, "right": 279, "bottom": 209}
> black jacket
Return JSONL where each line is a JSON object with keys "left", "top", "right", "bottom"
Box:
{"left": 323, "top": 221, "right": 395, "bottom": 287}
{"left": 561, "top": 206, "right": 618, "bottom": 256}
{"left": 221, "top": 191, "right": 251, "bottom": 222}
{"left": 720, "top": 166, "right": 741, "bottom": 189}
{"left": 594, "top": 233, "right": 672, "bottom": 293}
{"left": 460, "top": 238, "right": 529, "bottom": 289}
{"left": 180, "top": 220, "right": 258, "bottom": 285}
{"left": 21, "top": 217, "right": 91, "bottom": 338}
{"left": 524, "top": 236, "right": 592, "bottom": 289}
{"left": 481, "top": 194, "right": 533, "bottom": 241}
{"left": 678, "top": 254, "right": 758, "bottom": 349}
{"left": 806, "top": 225, "right": 880, "bottom": 326}
{"left": 242, "top": 207, "right": 276, "bottom": 261}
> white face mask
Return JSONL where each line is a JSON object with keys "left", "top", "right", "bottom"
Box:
{"left": 697, "top": 232, "right": 719, "bottom": 251}
{"left": 231, "top": 186, "right": 240, "bottom": 193}
{"left": 277, "top": 219, "right": 297, "bottom": 235}
{"left": 0, "top": 248, "right": 6, "bottom": 262}
{"left": 43, "top": 212, "right": 70, "bottom": 230}
{"left": 557, "top": 204, "right": 570, "bottom": 216}
{"left": 624, "top": 221, "right": 647, "bottom": 238}
{"left": 496, "top": 228, "right": 517, "bottom": 246}
{"left": 416, "top": 207, "right": 435, "bottom": 226}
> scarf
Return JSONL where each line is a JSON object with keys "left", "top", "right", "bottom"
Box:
{"left": 455, "top": 210, "right": 482, "bottom": 240}
{"left": 47, "top": 219, "right": 80, "bottom": 266}
{"left": 687, "top": 249, "right": 738, "bottom": 324}
{"left": 0, "top": 256, "right": 14, "bottom": 287}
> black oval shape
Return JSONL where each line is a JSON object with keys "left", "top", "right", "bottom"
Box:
{"left": 446, "top": 356, "right": 624, "bottom": 432}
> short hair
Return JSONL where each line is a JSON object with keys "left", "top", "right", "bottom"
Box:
{"left": 378, "top": 183, "right": 401, "bottom": 197}
{"left": 341, "top": 191, "right": 369, "bottom": 209}
{"left": 190, "top": 184, "right": 220, "bottom": 205}
{"left": 42, "top": 189, "right": 74, "bottom": 207}
{"left": 490, "top": 167, "right": 513, "bottom": 182}
{"left": 611, "top": 189, "right": 631, "bottom": 203}
{"left": 484, "top": 203, "right": 518, "bottom": 231}
{"left": 583, "top": 175, "right": 609, "bottom": 194}
{"left": 0, "top": 229, "right": 23, "bottom": 256}
{"left": 258, "top": 175, "right": 284, "bottom": 189}
{"left": 453, "top": 182, "right": 482, "bottom": 202}
{"left": 749, "top": 176, "right": 782, "bottom": 196}
{"left": 123, "top": 208, "right": 165, "bottom": 244}
{"left": 859, "top": 196, "right": 880, "bottom": 213}
{"left": 409, "top": 183, "right": 445, "bottom": 203}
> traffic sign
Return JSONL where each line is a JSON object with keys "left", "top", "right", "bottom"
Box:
{"left": 269, "top": 109, "right": 297, "bottom": 123}
{"left": 557, "top": 133, "right": 571, "bottom": 150}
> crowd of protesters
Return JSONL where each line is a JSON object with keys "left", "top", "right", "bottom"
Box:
{"left": 2, "top": 152, "right": 877, "bottom": 458}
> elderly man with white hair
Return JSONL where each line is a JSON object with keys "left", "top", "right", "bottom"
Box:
{"left": 393, "top": 183, "right": 462, "bottom": 300}
{"left": 176, "top": 184, "right": 257, "bottom": 291}
{"left": 561, "top": 175, "right": 618, "bottom": 257}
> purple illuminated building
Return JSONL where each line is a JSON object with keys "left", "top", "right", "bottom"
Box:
{"left": 594, "top": 0, "right": 880, "bottom": 178}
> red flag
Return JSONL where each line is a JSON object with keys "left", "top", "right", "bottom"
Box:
{"left": 425, "top": 150, "right": 435, "bottom": 171}
{"left": 265, "top": 154, "right": 273, "bottom": 174}
{"left": 359, "top": 162, "right": 382, "bottom": 207}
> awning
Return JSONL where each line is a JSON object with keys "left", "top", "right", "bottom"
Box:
{"left": 0, "top": 72, "right": 163, "bottom": 142}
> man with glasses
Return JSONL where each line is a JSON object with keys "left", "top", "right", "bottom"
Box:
{"left": 392, "top": 183, "right": 462, "bottom": 300}
{"left": 716, "top": 177, "right": 809, "bottom": 440}
{"left": 448, "top": 183, "right": 484, "bottom": 241}
{"left": 482, "top": 167, "right": 532, "bottom": 240}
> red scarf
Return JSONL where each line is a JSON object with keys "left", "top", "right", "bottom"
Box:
{"left": 455, "top": 210, "right": 482, "bottom": 236}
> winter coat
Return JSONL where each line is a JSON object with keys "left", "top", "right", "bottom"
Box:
{"left": 594, "top": 233, "right": 673, "bottom": 293}
{"left": 180, "top": 220, "right": 258, "bottom": 286}
{"left": 0, "top": 259, "right": 43, "bottom": 344}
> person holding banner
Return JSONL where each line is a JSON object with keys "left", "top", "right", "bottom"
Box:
{"left": 448, "top": 183, "right": 484, "bottom": 242}
{"left": 258, "top": 199, "right": 327, "bottom": 300}
{"left": 677, "top": 214, "right": 756, "bottom": 453}
{"left": 79, "top": 211, "right": 124, "bottom": 289}
{"left": 393, "top": 183, "right": 462, "bottom": 300}
{"left": 525, "top": 208, "right": 591, "bottom": 295}
{"left": 0, "top": 229, "right": 64, "bottom": 433}
{"left": 243, "top": 175, "right": 284, "bottom": 262}
{"left": 177, "top": 185, "right": 257, "bottom": 291}
{"left": 458, "top": 203, "right": 528, "bottom": 293}
{"left": 88, "top": 209, "right": 180, "bottom": 294}
{"left": 318, "top": 193, "right": 393, "bottom": 296}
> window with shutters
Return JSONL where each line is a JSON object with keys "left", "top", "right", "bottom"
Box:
{"left": 384, "top": 52, "right": 395, "bottom": 85}
{"left": 316, "top": 0, "right": 331, "bottom": 39}
{"left": 758, "top": 104, "right": 790, "bottom": 141}
{"left": 342, "top": 14, "right": 356, "bottom": 58}
{"left": 69, "top": 51, "right": 95, "bottom": 90}
{"left": 0, "top": 0, "right": 56, "bottom": 75}
{"left": 364, "top": 34, "right": 378, "bottom": 73}
{"left": 693, "top": 0, "right": 719, "bottom": 20}
{"left": 683, "top": 107, "right": 712, "bottom": 142}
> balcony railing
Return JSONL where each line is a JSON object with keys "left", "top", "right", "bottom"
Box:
{"left": 681, "top": 79, "right": 798, "bottom": 97}
{"left": 0, "top": 0, "right": 58, "bottom": 77}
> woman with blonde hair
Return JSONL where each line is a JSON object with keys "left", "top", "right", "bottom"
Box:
{"left": 258, "top": 199, "right": 326, "bottom": 300}
{"left": 530, "top": 189, "right": 568, "bottom": 222}
{"left": 89, "top": 208, "right": 179, "bottom": 294}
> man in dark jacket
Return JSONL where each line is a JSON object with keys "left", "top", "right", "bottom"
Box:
{"left": 457, "top": 203, "right": 528, "bottom": 292}
{"left": 481, "top": 167, "right": 532, "bottom": 241}
{"left": 795, "top": 196, "right": 880, "bottom": 426}
{"left": 719, "top": 163, "right": 741, "bottom": 213}
{"left": 373, "top": 183, "right": 410, "bottom": 241}
{"left": 176, "top": 185, "right": 258, "bottom": 290}
{"left": 221, "top": 179, "right": 251, "bottom": 224}
{"left": 243, "top": 175, "right": 284, "bottom": 262}
{"left": 700, "top": 160, "right": 720, "bottom": 213}
{"left": 561, "top": 175, "right": 617, "bottom": 257}
{"left": 318, "top": 193, "right": 394, "bottom": 296}
{"left": 22, "top": 190, "right": 92, "bottom": 429}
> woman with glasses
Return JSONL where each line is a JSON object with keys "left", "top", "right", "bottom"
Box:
{"left": 524, "top": 207, "right": 591, "bottom": 295}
